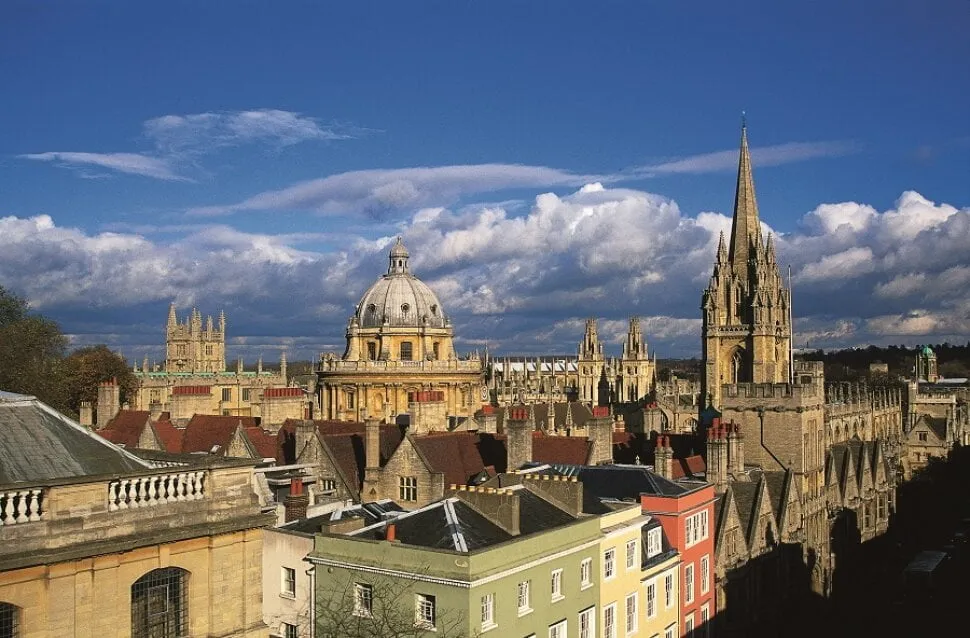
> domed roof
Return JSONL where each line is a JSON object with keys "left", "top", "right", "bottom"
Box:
{"left": 922, "top": 345, "right": 935, "bottom": 357}
{"left": 354, "top": 239, "right": 448, "bottom": 329}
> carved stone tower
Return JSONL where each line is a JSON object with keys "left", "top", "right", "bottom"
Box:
{"left": 619, "top": 316, "right": 655, "bottom": 402}
{"left": 701, "top": 124, "right": 792, "bottom": 409}
{"left": 577, "top": 318, "right": 605, "bottom": 405}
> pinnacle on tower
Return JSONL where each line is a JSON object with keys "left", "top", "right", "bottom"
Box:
{"left": 728, "top": 122, "right": 762, "bottom": 267}
{"left": 716, "top": 231, "right": 728, "bottom": 263}
{"left": 167, "top": 302, "right": 177, "bottom": 328}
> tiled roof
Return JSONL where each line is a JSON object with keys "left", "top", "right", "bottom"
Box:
{"left": 532, "top": 432, "right": 592, "bottom": 466}
{"left": 153, "top": 419, "right": 183, "bottom": 453}
{"left": 101, "top": 410, "right": 151, "bottom": 447}
{"left": 412, "top": 433, "right": 489, "bottom": 486}
{"left": 180, "top": 414, "right": 256, "bottom": 454}
{"left": 245, "top": 426, "right": 278, "bottom": 459}
{"left": 0, "top": 393, "right": 150, "bottom": 483}
{"left": 671, "top": 454, "right": 707, "bottom": 480}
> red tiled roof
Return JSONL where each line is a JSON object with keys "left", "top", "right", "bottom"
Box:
{"left": 412, "top": 432, "right": 488, "bottom": 486}
{"left": 672, "top": 454, "right": 707, "bottom": 480}
{"left": 153, "top": 419, "right": 183, "bottom": 453}
{"left": 277, "top": 419, "right": 406, "bottom": 481}
{"left": 172, "top": 385, "right": 211, "bottom": 396}
{"left": 532, "top": 432, "right": 592, "bottom": 465}
{"left": 263, "top": 387, "right": 304, "bottom": 398}
{"left": 100, "top": 410, "right": 151, "bottom": 447}
{"left": 245, "top": 426, "right": 278, "bottom": 459}
{"left": 180, "top": 414, "right": 256, "bottom": 454}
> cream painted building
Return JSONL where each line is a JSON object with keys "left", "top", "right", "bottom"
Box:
{"left": 597, "top": 503, "right": 680, "bottom": 638}
{"left": 0, "top": 390, "right": 272, "bottom": 638}
{"left": 316, "top": 238, "right": 483, "bottom": 422}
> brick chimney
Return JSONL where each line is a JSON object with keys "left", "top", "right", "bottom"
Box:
{"left": 654, "top": 434, "right": 673, "bottom": 479}
{"left": 587, "top": 406, "right": 613, "bottom": 466}
{"left": 408, "top": 390, "right": 447, "bottom": 434}
{"left": 284, "top": 477, "right": 310, "bottom": 522}
{"left": 706, "top": 418, "right": 728, "bottom": 492}
{"left": 479, "top": 404, "right": 498, "bottom": 434}
{"left": 505, "top": 407, "right": 533, "bottom": 471}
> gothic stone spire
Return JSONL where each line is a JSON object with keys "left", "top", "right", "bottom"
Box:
{"left": 728, "top": 123, "right": 762, "bottom": 268}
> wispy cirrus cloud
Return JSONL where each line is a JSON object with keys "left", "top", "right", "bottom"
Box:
{"left": 20, "top": 109, "right": 364, "bottom": 181}
{"left": 188, "top": 163, "right": 603, "bottom": 217}
{"left": 636, "top": 140, "right": 859, "bottom": 176}
{"left": 19, "top": 151, "right": 186, "bottom": 181}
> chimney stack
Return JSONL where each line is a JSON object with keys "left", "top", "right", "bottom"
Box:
{"left": 79, "top": 401, "right": 93, "bottom": 428}
{"left": 479, "top": 404, "right": 498, "bottom": 434}
{"left": 408, "top": 390, "right": 447, "bottom": 434}
{"left": 506, "top": 407, "right": 534, "bottom": 471}
{"left": 727, "top": 422, "right": 745, "bottom": 475}
{"left": 654, "top": 434, "right": 673, "bottom": 479}
{"left": 587, "top": 406, "right": 614, "bottom": 466}
{"left": 96, "top": 378, "right": 121, "bottom": 429}
{"left": 284, "top": 477, "right": 310, "bottom": 522}
{"left": 706, "top": 418, "right": 728, "bottom": 492}
{"left": 295, "top": 420, "right": 316, "bottom": 462}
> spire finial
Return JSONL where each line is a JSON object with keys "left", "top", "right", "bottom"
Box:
{"left": 741, "top": 110, "right": 747, "bottom": 130}
{"left": 727, "top": 120, "right": 761, "bottom": 267}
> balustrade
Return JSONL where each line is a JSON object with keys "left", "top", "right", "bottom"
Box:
{"left": 108, "top": 470, "right": 206, "bottom": 511}
{"left": 0, "top": 488, "right": 45, "bottom": 525}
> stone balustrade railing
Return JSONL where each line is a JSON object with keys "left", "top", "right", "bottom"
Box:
{"left": 108, "top": 470, "right": 206, "bottom": 511}
{"left": 0, "top": 488, "right": 45, "bottom": 526}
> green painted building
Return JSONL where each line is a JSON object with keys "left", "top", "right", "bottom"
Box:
{"left": 307, "top": 480, "right": 603, "bottom": 637}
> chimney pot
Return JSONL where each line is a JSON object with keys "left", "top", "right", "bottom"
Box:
{"left": 386, "top": 523, "right": 396, "bottom": 542}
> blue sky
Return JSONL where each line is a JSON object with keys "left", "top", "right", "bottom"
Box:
{"left": 2, "top": 1, "right": 969, "bottom": 362}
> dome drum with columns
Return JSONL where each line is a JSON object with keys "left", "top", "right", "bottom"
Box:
{"left": 317, "top": 238, "right": 483, "bottom": 422}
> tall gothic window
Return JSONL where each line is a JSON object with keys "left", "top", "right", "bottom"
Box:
{"left": 131, "top": 567, "right": 188, "bottom": 638}
{"left": 730, "top": 349, "right": 749, "bottom": 384}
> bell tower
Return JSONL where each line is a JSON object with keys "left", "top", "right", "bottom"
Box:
{"left": 701, "top": 123, "right": 792, "bottom": 408}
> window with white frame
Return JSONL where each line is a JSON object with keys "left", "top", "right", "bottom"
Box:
{"left": 550, "top": 619, "right": 568, "bottom": 638}
{"left": 684, "top": 613, "right": 694, "bottom": 637}
{"left": 625, "top": 593, "right": 637, "bottom": 634}
{"left": 415, "top": 593, "right": 436, "bottom": 629}
{"left": 701, "top": 604, "right": 710, "bottom": 637}
{"left": 320, "top": 478, "right": 337, "bottom": 493}
{"left": 578, "top": 607, "right": 595, "bottom": 638}
{"left": 604, "top": 603, "right": 617, "bottom": 638}
{"left": 481, "top": 593, "right": 495, "bottom": 630}
{"left": 581, "top": 557, "right": 593, "bottom": 588}
{"left": 518, "top": 580, "right": 532, "bottom": 614}
{"left": 353, "top": 582, "right": 373, "bottom": 617}
{"left": 685, "top": 563, "right": 695, "bottom": 604}
{"left": 282, "top": 622, "right": 297, "bottom": 638}
{"left": 399, "top": 476, "right": 418, "bottom": 501}
{"left": 551, "top": 569, "right": 564, "bottom": 601}
{"left": 281, "top": 567, "right": 296, "bottom": 597}
{"left": 664, "top": 623, "right": 677, "bottom": 638}
{"left": 646, "top": 579, "right": 657, "bottom": 618}
{"left": 604, "top": 548, "right": 616, "bottom": 580}
{"left": 626, "top": 539, "right": 637, "bottom": 570}
{"left": 664, "top": 572, "right": 674, "bottom": 608}
{"left": 684, "top": 510, "right": 709, "bottom": 549}
{"left": 646, "top": 527, "right": 663, "bottom": 558}
{"left": 700, "top": 555, "right": 710, "bottom": 595}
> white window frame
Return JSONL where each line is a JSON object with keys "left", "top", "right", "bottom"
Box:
{"left": 604, "top": 602, "right": 617, "bottom": 638}
{"left": 664, "top": 623, "right": 678, "bottom": 638}
{"left": 646, "top": 578, "right": 657, "bottom": 618}
{"left": 399, "top": 476, "right": 418, "bottom": 501}
{"left": 664, "top": 572, "right": 675, "bottom": 608}
{"left": 700, "top": 555, "right": 710, "bottom": 595}
{"left": 625, "top": 592, "right": 638, "bottom": 635}
{"left": 415, "top": 593, "right": 436, "bottom": 630}
{"left": 684, "top": 613, "right": 694, "bottom": 636}
{"left": 550, "top": 619, "right": 568, "bottom": 638}
{"left": 551, "top": 568, "right": 564, "bottom": 602}
{"left": 604, "top": 548, "right": 616, "bottom": 580}
{"left": 579, "top": 606, "right": 596, "bottom": 638}
{"left": 281, "top": 622, "right": 297, "bottom": 638}
{"left": 701, "top": 604, "right": 710, "bottom": 637}
{"left": 281, "top": 566, "right": 296, "bottom": 598}
{"left": 353, "top": 582, "right": 373, "bottom": 617}
{"left": 518, "top": 580, "right": 532, "bottom": 615}
{"left": 581, "top": 557, "right": 593, "bottom": 589}
{"left": 684, "top": 510, "right": 709, "bottom": 549}
{"left": 646, "top": 527, "right": 663, "bottom": 558}
{"left": 626, "top": 539, "right": 637, "bottom": 570}
{"left": 685, "top": 563, "right": 695, "bottom": 605}
{"left": 481, "top": 592, "right": 496, "bottom": 631}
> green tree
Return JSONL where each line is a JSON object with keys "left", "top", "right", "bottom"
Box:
{"left": 62, "top": 345, "right": 137, "bottom": 416}
{"left": 0, "top": 285, "right": 68, "bottom": 410}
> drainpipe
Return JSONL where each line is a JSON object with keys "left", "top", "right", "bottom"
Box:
{"left": 306, "top": 565, "right": 316, "bottom": 638}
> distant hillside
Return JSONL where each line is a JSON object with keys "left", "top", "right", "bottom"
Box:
{"left": 799, "top": 343, "right": 970, "bottom": 382}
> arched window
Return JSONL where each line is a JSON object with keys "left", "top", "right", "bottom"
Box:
{"left": 729, "top": 349, "right": 749, "bottom": 384}
{"left": 0, "top": 602, "right": 20, "bottom": 638}
{"left": 131, "top": 567, "right": 188, "bottom": 638}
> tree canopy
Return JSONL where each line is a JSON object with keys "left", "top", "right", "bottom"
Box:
{"left": 0, "top": 285, "right": 133, "bottom": 417}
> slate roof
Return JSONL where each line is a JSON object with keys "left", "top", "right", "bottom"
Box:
{"left": 350, "top": 485, "right": 581, "bottom": 551}
{"left": 913, "top": 414, "right": 947, "bottom": 441}
{"left": 547, "top": 464, "right": 693, "bottom": 501}
{"left": 0, "top": 392, "right": 151, "bottom": 484}
{"left": 282, "top": 499, "right": 406, "bottom": 535}
{"left": 762, "top": 471, "right": 789, "bottom": 527}
{"left": 731, "top": 481, "right": 760, "bottom": 538}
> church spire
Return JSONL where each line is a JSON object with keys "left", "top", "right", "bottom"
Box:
{"left": 728, "top": 121, "right": 762, "bottom": 267}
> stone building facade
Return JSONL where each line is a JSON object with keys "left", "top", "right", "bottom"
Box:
{"left": 316, "top": 238, "right": 483, "bottom": 422}
{"left": 0, "top": 391, "right": 272, "bottom": 637}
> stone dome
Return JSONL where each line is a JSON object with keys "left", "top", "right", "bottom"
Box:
{"left": 354, "top": 239, "right": 448, "bottom": 329}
